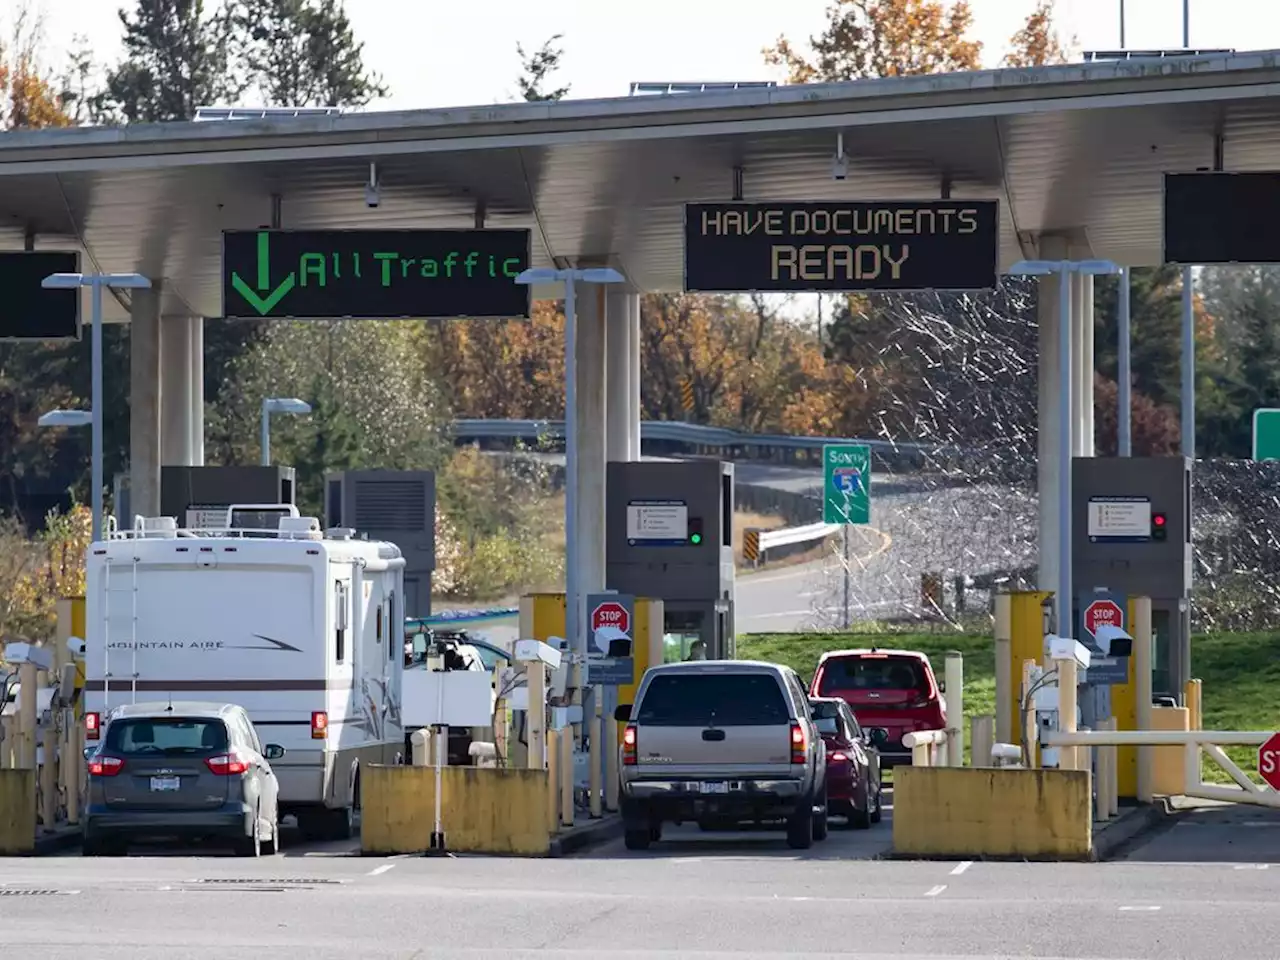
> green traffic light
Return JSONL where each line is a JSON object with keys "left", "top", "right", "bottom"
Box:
{"left": 690, "top": 533, "right": 702, "bottom": 544}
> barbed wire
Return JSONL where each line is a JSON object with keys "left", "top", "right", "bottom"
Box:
{"left": 800, "top": 279, "right": 1280, "bottom": 635}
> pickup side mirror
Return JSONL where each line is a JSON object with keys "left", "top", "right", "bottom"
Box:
{"left": 614, "top": 704, "right": 632, "bottom": 723}
{"left": 263, "top": 744, "right": 286, "bottom": 760}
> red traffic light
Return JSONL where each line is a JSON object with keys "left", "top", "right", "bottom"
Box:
{"left": 1153, "top": 514, "right": 1166, "bottom": 526}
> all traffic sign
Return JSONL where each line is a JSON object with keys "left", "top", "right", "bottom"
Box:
{"left": 1259, "top": 733, "right": 1280, "bottom": 791}
{"left": 591, "top": 600, "right": 630, "bottom": 636}
{"left": 1083, "top": 599, "right": 1124, "bottom": 640}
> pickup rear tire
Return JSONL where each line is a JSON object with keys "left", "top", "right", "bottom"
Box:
{"left": 812, "top": 788, "right": 830, "bottom": 842}
{"left": 624, "top": 828, "right": 652, "bottom": 851}
{"left": 786, "top": 799, "right": 815, "bottom": 850}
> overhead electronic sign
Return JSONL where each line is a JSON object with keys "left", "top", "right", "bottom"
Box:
{"left": 221, "top": 229, "right": 532, "bottom": 320}
{"left": 1164, "top": 172, "right": 1280, "bottom": 264}
{"left": 684, "top": 200, "right": 999, "bottom": 293}
{"left": 0, "top": 251, "right": 80, "bottom": 340}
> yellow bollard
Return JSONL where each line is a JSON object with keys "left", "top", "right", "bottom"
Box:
{"left": 547, "top": 729, "right": 560, "bottom": 834}
{"left": 1185, "top": 679, "right": 1202, "bottom": 731}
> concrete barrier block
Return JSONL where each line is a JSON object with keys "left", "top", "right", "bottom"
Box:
{"left": 361, "top": 765, "right": 553, "bottom": 856}
{"left": 893, "top": 766, "right": 1092, "bottom": 860}
{"left": 0, "top": 769, "right": 37, "bottom": 855}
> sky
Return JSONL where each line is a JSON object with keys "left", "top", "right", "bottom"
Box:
{"left": 16, "top": 0, "right": 1280, "bottom": 113}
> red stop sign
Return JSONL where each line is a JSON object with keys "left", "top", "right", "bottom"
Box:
{"left": 591, "top": 601, "right": 630, "bottom": 635}
{"left": 1083, "top": 599, "right": 1124, "bottom": 640}
{"left": 1259, "top": 733, "right": 1280, "bottom": 791}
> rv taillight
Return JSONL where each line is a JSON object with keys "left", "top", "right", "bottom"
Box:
{"left": 622, "top": 724, "right": 638, "bottom": 766}
{"left": 85, "top": 712, "right": 101, "bottom": 741}
{"left": 205, "top": 751, "right": 250, "bottom": 776}
{"left": 311, "top": 711, "right": 329, "bottom": 739}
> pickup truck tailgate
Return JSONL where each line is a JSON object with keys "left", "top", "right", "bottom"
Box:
{"left": 632, "top": 670, "right": 796, "bottom": 779}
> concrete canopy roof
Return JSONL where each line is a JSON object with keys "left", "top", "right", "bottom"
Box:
{"left": 3, "top": 51, "right": 1280, "bottom": 322}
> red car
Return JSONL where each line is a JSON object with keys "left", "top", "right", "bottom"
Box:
{"left": 809, "top": 648, "right": 946, "bottom": 768}
{"left": 809, "top": 696, "right": 883, "bottom": 828}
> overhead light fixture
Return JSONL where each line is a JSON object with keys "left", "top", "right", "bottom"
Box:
{"left": 831, "top": 132, "right": 848, "bottom": 181}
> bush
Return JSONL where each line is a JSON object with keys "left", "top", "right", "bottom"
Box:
{"left": 0, "top": 504, "right": 91, "bottom": 641}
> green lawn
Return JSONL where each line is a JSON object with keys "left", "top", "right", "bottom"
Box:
{"left": 738, "top": 630, "right": 1280, "bottom": 783}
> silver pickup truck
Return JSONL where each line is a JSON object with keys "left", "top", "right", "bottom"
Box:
{"left": 615, "top": 660, "right": 828, "bottom": 851}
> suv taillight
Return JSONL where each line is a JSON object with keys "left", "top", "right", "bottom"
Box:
{"left": 85, "top": 712, "right": 101, "bottom": 741}
{"left": 205, "top": 751, "right": 250, "bottom": 776}
{"left": 87, "top": 755, "right": 123, "bottom": 777}
{"left": 790, "top": 722, "right": 807, "bottom": 764}
{"left": 908, "top": 695, "right": 930, "bottom": 709}
{"left": 622, "top": 724, "right": 638, "bottom": 766}
{"left": 311, "top": 711, "right": 328, "bottom": 740}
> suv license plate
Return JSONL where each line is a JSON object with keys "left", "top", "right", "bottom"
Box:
{"left": 150, "top": 776, "right": 180, "bottom": 792}
{"left": 702, "top": 781, "right": 729, "bottom": 794}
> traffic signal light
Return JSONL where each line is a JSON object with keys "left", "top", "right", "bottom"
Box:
{"left": 687, "top": 516, "right": 703, "bottom": 545}
{"left": 1151, "top": 511, "right": 1168, "bottom": 541}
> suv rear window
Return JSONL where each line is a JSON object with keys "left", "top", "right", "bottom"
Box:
{"left": 817, "top": 656, "right": 928, "bottom": 694}
{"left": 635, "top": 673, "right": 790, "bottom": 726}
{"left": 104, "top": 717, "right": 229, "bottom": 756}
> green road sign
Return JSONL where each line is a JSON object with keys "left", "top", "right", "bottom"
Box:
{"left": 1254, "top": 408, "right": 1280, "bottom": 461}
{"left": 823, "top": 443, "right": 871, "bottom": 525}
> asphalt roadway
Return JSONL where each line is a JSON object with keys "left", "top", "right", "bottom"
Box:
{"left": 5, "top": 797, "right": 1280, "bottom": 959}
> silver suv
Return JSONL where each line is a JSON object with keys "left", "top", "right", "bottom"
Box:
{"left": 615, "top": 660, "right": 827, "bottom": 851}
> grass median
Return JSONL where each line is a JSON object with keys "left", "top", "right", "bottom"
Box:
{"left": 738, "top": 630, "right": 1280, "bottom": 783}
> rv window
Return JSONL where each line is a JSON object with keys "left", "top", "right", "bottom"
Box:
{"left": 376, "top": 605, "right": 383, "bottom": 642}
{"left": 335, "top": 581, "right": 347, "bottom": 663}
{"left": 388, "top": 594, "right": 397, "bottom": 662}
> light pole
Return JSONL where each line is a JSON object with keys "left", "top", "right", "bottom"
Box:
{"left": 41, "top": 272, "right": 152, "bottom": 543}
{"left": 513, "top": 266, "right": 624, "bottom": 667}
{"left": 260, "top": 398, "right": 313, "bottom": 465}
{"left": 1009, "top": 259, "right": 1121, "bottom": 639}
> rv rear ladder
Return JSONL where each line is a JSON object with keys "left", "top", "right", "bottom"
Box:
{"left": 102, "top": 556, "right": 141, "bottom": 710}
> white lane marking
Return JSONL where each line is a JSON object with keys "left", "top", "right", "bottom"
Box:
{"left": 924, "top": 885, "right": 947, "bottom": 897}
{"left": 949, "top": 861, "right": 973, "bottom": 876}
{"left": 367, "top": 864, "right": 396, "bottom": 876}
{"left": 1234, "top": 864, "right": 1271, "bottom": 870}
{"left": 1118, "top": 905, "right": 1161, "bottom": 912}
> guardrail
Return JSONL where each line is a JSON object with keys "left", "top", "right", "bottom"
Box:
{"left": 742, "top": 522, "right": 840, "bottom": 565}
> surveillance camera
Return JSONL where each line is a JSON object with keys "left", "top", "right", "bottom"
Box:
{"left": 364, "top": 183, "right": 380, "bottom": 208}
{"left": 831, "top": 155, "right": 848, "bottom": 180}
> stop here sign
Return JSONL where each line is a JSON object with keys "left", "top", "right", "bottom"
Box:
{"left": 1259, "top": 733, "right": 1280, "bottom": 791}
{"left": 591, "top": 601, "right": 630, "bottom": 635}
{"left": 1083, "top": 599, "right": 1124, "bottom": 640}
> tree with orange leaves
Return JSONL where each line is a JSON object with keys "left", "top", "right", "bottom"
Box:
{"left": 1003, "top": 0, "right": 1073, "bottom": 68}
{"left": 0, "top": 8, "right": 72, "bottom": 130}
{"left": 765, "top": 0, "right": 982, "bottom": 83}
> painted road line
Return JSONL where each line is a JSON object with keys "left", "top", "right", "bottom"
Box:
{"left": 1118, "top": 906, "right": 1161, "bottom": 912}
{"left": 924, "top": 885, "right": 947, "bottom": 897}
{"left": 368, "top": 864, "right": 396, "bottom": 876}
{"left": 949, "top": 861, "right": 973, "bottom": 876}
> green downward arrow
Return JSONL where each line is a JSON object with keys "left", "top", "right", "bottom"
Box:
{"left": 230, "top": 231, "right": 296, "bottom": 316}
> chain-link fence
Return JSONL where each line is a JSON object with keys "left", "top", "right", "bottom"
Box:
{"left": 795, "top": 281, "right": 1280, "bottom": 635}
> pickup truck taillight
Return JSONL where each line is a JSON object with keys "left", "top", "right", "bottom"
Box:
{"left": 622, "top": 724, "right": 638, "bottom": 766}
{"left": 790, "top": 722, "right": 807, "bottom": 764}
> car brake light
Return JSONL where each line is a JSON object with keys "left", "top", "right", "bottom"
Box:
{"left": 87, "top": 755, "right": 123, "bottom": 777}
{"left": 622, "top": 724, "right": 637, "bottom": 766}
{"left": 830, "top": 751, "right": 848, "bottom": 762}
{"left": 790, "top": 722, "right": 807, "bottom": 764}
{"left": 85, "top": 712, "right": 101, "bottom": 741}
{"left": 205, "top": 751, "right": 251, "bottom": 776}
{"left": 311, "top": 711, "right": 328, "bottom": 740}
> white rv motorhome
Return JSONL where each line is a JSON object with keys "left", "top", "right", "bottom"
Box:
{"left": 84, "top": 507, "right": 405, "bottom": 842}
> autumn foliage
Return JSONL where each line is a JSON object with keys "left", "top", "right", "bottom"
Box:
{"left": 0, "top": 506, "right": 91, "bottom": 641}
{"left": 0, "top": 11, "right": 72, "bottom": 130}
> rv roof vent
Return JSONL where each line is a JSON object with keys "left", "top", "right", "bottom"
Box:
{"left": 278, "top": 516, "right": 322, "bottom": 540}
{"left": 138, "top": 516, "right": 178, "bottom": 538}
{"left": 325, "top": 527, "right": 356, "bottom": 541}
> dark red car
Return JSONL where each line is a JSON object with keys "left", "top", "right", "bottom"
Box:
{"left": 810, "top": 648, "right": 946, "bottom": 768}
{"left": 808, "top": 696, "right": 882, "bottom": 828}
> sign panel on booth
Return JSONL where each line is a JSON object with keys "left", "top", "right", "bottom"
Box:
{"left": 0, "top": 251, "right": 80, "bottom": 340}
{"left": 1079, "top": 590, "right": 1130, "bottom": 687}
{"left": 586, "top": 592, "right": 635, "bottom": 686}
{"left": 1258, "top": 732, "right": 1280, "bottom": 791}
{"left": 683, "top": 201, "right": 1000, "bottom": 293}
{"left": 221, "top": 229, "right": 532, "bottom": 319}
{"left": 1164, "top": 172, "right": 1280, "bottom": 264}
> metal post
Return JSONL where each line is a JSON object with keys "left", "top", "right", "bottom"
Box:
{"left": 90, "top": 279, "right": 105, "bottom": 543}
{"left": 1057, "top": 264, "right": 1073, "bottom": 641}
{"left": 841, "top": 525, "right": 851, "bottom": 629}
{"left": 1183, "top": 0, "right": 1190, "bottom": 47}
{"left": 944, "top": 651, "right": 964, "bottom": 766}
{"left": 1118, "top": 268, "right": 1132, "bottom": 456}
{"left": 260, "top": 399, "right": 271, "bottom": 466}
{"left": 994, "top": 593, "right": 1013, "bottom": 745}
{"left": 1135, "top": 595, "right": 1154, "bottom": 803}
{"left": 1119, "top": 0, "right": 1126, "bottom": 47}
{"left": 1181, "top": 266, "right": 1195, "bottom": 459}
{"left": 564, "top": 277, "right": 580, "bottom": 666}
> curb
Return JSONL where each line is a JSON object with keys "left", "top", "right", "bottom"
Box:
{"left": 30, "top": 827, "right": 81, "bottom": 857}
{"left": 1090, "top": 800, "right": 1169, "bottom": 861}
{"left": 548, "top": 814, "right": 622, "bottom": 857}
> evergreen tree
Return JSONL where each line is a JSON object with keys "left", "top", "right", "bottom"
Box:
{"left": 515, "top": 34, "right": 569, "bottom": 102}
{"left": 290, "top": 374, "right": 359, "bottom": 517}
